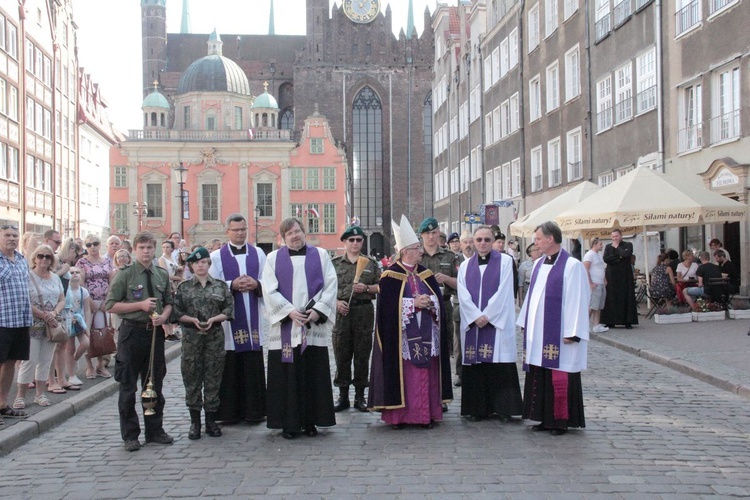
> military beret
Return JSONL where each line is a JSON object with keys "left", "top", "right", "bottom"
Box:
{"left": 186, "top": 246, "right": 211, "bottom": 263}
{"left": 447, "top": 232, "right": 460, "bottom": 244}
{"left": 418, "top": 217, "right": 439, "bottom": 234}
{"left": 340, "top": 225, "right": 365, "bottom": 241}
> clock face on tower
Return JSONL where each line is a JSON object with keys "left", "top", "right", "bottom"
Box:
{"left": 343, "top": 0, "right": 381, "bottom": 24}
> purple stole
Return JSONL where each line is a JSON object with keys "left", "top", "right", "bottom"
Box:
{"left": 523, "top": 249, "right": 570, "bottom": 371}
{"left": 402, "top": 265, "right": 434, "bottom": 368}
{"left": 275, "top": 245, "right": 324, "bottom": 363}
{"left": 463, "top": 251, "right": 502, "bottom": 364}
{"left": 219, "top": 244, "right": 261, "bottom": 352}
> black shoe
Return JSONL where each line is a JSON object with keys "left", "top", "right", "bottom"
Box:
{"left": 334, "top": 398, "right": 350, "bottom": 412}
{"left": 205, "top": 412, "right": 222, "bottom": 437}
{"left": 467, "top": 415, "right": 482, "bottom": 422}
{"left": 497, "top": 415, "right": 512, "bottom": 423}
{"left": 531, "top": 424, "right": 548, "bottom": 432}
{"left": 303, "top": 425, "right": 318, "bottom": 437}
{"left": 145, "top": 431, "right": 174, "bottom": 445}
{"left": 353, "top": 398, "right": 368, "bottom": 412}
{"left": 454, "top": 379, "right": 462, "bottom": 387}
{"left": 422, "top": 421, "right": 435, "bottom": 429}
{"left": 625, "top": 324, "right": 633, "bottom": 330}
{"left": 442, "top": 403, "right": 448, "bottom": 412}
{"left": 391, "top": 423, "right": 405, "bottom": 430}
{"left": 123, "top": 440, "right": 141, "bottom": 452}
{"left": 282, "top": 430, "right": 297, "bottom": 439}
{"left": 550, "top": 428, "right": 568, "bottom": 436}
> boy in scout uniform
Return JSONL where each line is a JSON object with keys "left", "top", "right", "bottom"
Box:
{"left": 332, "top": 226, "right": 380, "bottom": 412}
{"left": 173, "top": 247, "right": 234, "bottom": 440}
{"left": 418, "top": 218, "right": 459, "bottom": 406}
{"left": 106, "top": 231, "right": 174, "bottom": 452}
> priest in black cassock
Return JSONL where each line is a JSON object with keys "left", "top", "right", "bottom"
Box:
{"left": 262, "top": 218, "right": 337, "bottom": 439}
{"left": 208, "top": 213, "right": 267, "bottom": 424}
{"left": 600, "top": 229, "right": 638, "bottom": 329}
{"left": 368, "top": 215, "right": 453, "bottom": 429}
{"left": 457, "top": 226, "right": 523, "bottom": 422}
{"left": 518, "top": 222, "right": 590, "bottom": 435}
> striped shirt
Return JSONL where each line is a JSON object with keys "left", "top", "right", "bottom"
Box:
{"left": 0, "top": 250, "right": 33, "bottom": 327}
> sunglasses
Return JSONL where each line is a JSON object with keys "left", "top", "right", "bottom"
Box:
{"left": 474, "top": 237, "right": 493, "bottom": 243}
{"left": 85, "top": 241, "right": 100, "bottom": 248}
{"left": 347, "top": 237, "right": 363, "bottom": 243}
{"left": 1, "top": 224, "right": 18, "bottom": 230}
{"left": 36, "top": 254, "right": 53, "bottom": 260}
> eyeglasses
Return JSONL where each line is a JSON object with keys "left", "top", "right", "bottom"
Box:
{"left": 0, "top": 224, "right": 18, "bottom": 230}
{"left": 347, "top": 237, "right": 363, "bottom": 243}
{"left": 474, "top": 237, "right": 493, "bottom": 243}
{"left": 85, "top": 242, "right": 100, "bottom": 248}
{"left": 36, "top": 254, "right": 53, "bottom": 260}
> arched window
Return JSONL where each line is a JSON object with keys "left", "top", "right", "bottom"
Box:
{"left": 423, "top": 92, "right": 433, "bottom": 206}
{"left": 352, "top": 86, "right": 382, "bottom": 230}
{"left": 280, "top": 109, "right": 294, "bottom": 130}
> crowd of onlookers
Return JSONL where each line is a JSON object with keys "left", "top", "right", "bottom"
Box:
{"left": 1, "top": 228, "right": 225, "bottom": 415}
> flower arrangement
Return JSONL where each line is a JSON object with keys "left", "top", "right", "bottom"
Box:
{"left": 655, "top": 304, "right": 691, "bottom": 315}
{"left": 692, "top": 298, "right": 724, "bottom": 313}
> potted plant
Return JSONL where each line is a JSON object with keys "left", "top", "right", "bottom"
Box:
{"left": 728, "top": 298, "right": 750, "bottom": 320}
{"left": 691, "top": 298, "right": 726, "bottom": 322}
{"left": 653, "top": 304, "right": 693, "bottom": 324}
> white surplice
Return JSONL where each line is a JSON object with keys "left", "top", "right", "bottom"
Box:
{"left": 516, "top": 255, "right": 590, "bottom": 373}
{"left": 457, "top": 252, "right": 517, "bottom": 364}
{"left": 209, "top": 244, "right": 267, "bottom": 351}
{"left": 262, "top": 246, "right": 338, "bottom": 351}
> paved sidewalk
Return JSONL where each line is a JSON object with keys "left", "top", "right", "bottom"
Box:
{"left": 593, "top": 306, "right": 750, "bottom": 399}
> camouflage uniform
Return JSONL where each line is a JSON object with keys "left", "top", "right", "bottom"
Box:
{"left": 421, "top": 246, "right": 459, "bottom": 357}
{"left": 452, "top": 253, "right": 467, "bottom": 381}
{"left": 173, "top": 275, "right": 234, "bottom": 412}
{"left": 331, "top": 255, "right": 380, "bottom": 394}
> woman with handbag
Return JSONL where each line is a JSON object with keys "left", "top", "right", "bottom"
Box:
{"left": 13, "top": 245, "right": 65, "bottom": 409}
{"left": 76, "top": 234, "right": 113, "bottom": 379}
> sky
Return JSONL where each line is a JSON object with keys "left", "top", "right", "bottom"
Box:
{"left": 73, "top": 0, "right": 438, "bottom": 133}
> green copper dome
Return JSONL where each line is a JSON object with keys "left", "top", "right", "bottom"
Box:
{"left": 252, "top": 91, "right": 278, "bottom": 110}
{"left": 142, "top": 90, "right": 170, "bottom": 109}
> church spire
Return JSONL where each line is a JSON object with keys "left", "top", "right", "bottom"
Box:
{"left": 406, "top": 0, "right": 415, "bottom": 38}
{"left": 269, "top": 0, "right": 276, "bottom": 35}
{"left": 180, "top": 0, "right": 191, "bottom": 34}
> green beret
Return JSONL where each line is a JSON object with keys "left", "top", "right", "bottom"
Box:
{"left": 186, "top": 246, "right": 211, "bottom": 263}
{"left": 418, "top": 217, "right": 439, "bottom": 234}
{"left": 340, "top": 225, "right": 365, "bottom": 241}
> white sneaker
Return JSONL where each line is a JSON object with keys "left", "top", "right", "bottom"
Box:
{"left": 597, "top": 324, "right": 609, "bottom": 332}
{"left": 68, "top": 375, "right": 84, "bottom": 386}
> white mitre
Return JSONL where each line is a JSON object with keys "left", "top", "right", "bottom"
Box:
{"left": 391, "top": 214, "right": 419, "bottom": 252}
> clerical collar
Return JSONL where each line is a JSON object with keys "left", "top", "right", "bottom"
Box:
{"left": 229, "top": 242, "right": 246, "bottom": 255}
{"left": 288, "top": 245, "right": 307, "bottom": 256}
{"left": 477, "top": 253, "right": 490, "bottom": 265}
{"left": 401, "top": 262, "right": 416, "bottom": 272}
{"left": 544, "top": 251, "right": 560, "bottom": 265}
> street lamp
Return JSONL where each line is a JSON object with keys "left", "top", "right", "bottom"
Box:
{"left": 133, "top": 202, "right": 148, "bottom": 231}
{"left": 254, "top": 206, "right": 261, "bottom": 245}
{"left": 175, "top": 162, "right": 188, "bottom": 241}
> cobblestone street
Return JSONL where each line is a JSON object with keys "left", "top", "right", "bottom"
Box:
{"left": 1, "top": 330, "right": 749, "bottom": 499}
